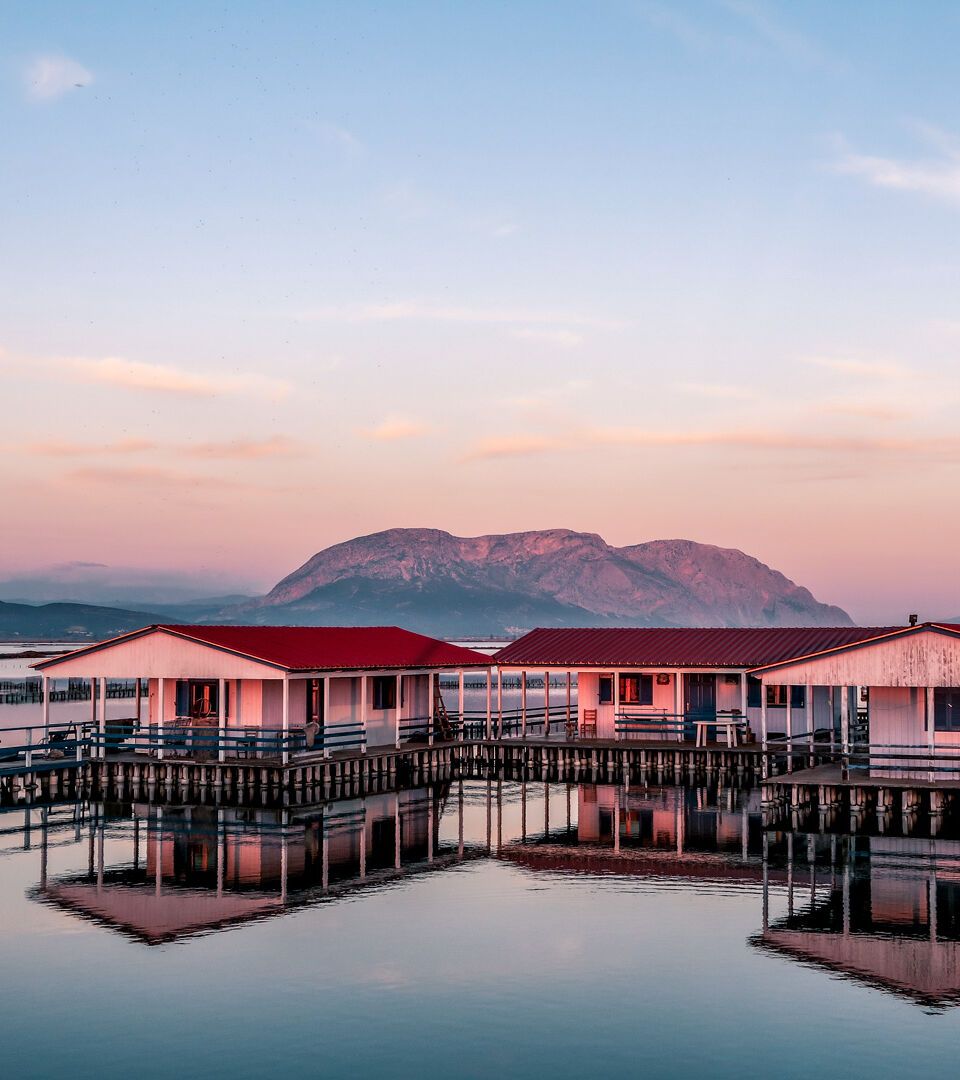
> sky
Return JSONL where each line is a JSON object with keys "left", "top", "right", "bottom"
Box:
{"left": 2, "top": 1, "right": 959, "bottom": 623}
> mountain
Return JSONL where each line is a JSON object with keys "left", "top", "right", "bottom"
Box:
{"left": 229, "top": 528, "right": 851, "bottom": 635}
{"left": 0, "top": 600, "right": 168, "bottom": 641}
{"left": 0, "top": 562, "right": 261, "bottom": 608}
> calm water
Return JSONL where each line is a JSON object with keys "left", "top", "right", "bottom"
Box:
{"left": 3, "top": 777, "right": 960, "bottom": 1079}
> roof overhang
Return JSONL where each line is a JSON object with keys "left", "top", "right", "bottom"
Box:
{"left": 748, "top": 623, "right": 960, "bottom": 678}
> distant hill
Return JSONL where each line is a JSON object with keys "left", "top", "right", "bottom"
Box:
{"left": 224, "top": 528, "right": 851, "bottom": 636}
{"left": 0, "top": 600, "right": 167, "bottom": 640}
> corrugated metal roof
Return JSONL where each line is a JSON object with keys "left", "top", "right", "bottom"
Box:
{"left": 494, "top": 626, "right": 901, "bottom": 669}
{"left": 748, "top": 622, "right": 960, "bottom": 672}
{"left": 34, "top": 624, "right": 491, "bottom": 673}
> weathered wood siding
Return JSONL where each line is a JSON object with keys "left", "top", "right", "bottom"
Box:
{"left": 757, "top": 628, "right": 960, "bottom": 688}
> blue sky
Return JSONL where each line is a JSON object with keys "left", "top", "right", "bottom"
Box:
{"left": 2, "top": 2, "right": 960, "bottom": 621}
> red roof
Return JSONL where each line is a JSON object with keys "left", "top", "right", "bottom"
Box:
{"left": 494, "top": 626, "right": 901, "bottom": 669}
{"left": 161, "top": 625, "right": 492, "bottom": 671}
{"left": 35, "top": 625, "right": 491, "bottom": 673}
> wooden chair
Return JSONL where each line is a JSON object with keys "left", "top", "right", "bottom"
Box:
{"left": 581, "top": 709, "right": 598, "bottom": 739}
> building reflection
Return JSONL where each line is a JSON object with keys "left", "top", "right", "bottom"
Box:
{"left": 21, "top": 780, "right": 960, "bottom": 1006}
{"left": 499, "top": 782, "right": 767, "bottom": 884}
{"left": 33, "top": 784, "right": 469, "bottom": 945}
{"left": 754, "top": 833, "right": 960, "bottom": 1008}
{"left": 26, "top": 779, "right": 771, "bottom": 944}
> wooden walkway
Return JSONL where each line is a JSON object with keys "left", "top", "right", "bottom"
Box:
{"left": 0, "top": 735, "right": 769, "bottom": 807}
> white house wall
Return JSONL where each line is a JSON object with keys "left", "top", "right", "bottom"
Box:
{"left": 39, "top": 629, "right": 280, "bottom": 682}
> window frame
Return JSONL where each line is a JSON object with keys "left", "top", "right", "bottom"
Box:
{"left": 935, "top": 688, "right": 960, "bottom": 732}
{"left": 619, "top": 673, "right": 654, "bottom": 706}
{"left": 764, "top": 685, "right": 806, "bottom": 708}
{"left": 371, "top": 675, "right": 398, "bottom": 711}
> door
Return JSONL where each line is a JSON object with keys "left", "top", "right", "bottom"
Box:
{"left": 685, "top": 674, "right": 717, "bottom": 741}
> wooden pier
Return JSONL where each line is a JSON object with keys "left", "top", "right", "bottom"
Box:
{"left": 762, "top": 763, "right": 960, "bottom": 835}
{"left": 0, "top": 736, "right": 767, "bottom": 808}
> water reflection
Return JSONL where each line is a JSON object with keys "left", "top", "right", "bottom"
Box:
{"left": 22, "top": 779, "right": 767, "bottom": 945}
{"left": 755, "top": 832, "right": 960, "bottom": 1009}
{"left": 11, "top": 777, "right": 960, "bottom": 1010}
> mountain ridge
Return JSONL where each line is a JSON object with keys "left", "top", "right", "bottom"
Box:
{"left": 230, "top": 527, "right": 850, "bottom": 635}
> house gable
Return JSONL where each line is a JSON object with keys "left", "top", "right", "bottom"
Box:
{"left": 32, "top": 627, "right": 282, "bottom": 681}
{"left": 753, "top": 626, "right": 960, "bottom": 688}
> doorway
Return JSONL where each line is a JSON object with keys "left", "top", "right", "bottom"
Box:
{"left": 684, "top": 673, "right": 717, "bottom": 741}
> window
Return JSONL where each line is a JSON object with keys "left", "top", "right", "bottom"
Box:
{"left": 747, "top": 676, "right": 762, "bottom": 708}
{"left": 765, "top": 685, "right": 805, "bottom": 708}
{"left": 619, "top": 673, "right": 654, "bottom": 705}
{"left": 372, "top": 676, "right": 397, "bottom": 710}
{"left": 176, "top": 679, "right": 226, "bottom": 719}
{"left": 598, "top": 676, "right": 613, "bottom": 704}
{"left": 935, "top": 688, "right": 960, "bottom": 732}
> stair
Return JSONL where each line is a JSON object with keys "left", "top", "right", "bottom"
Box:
{"left": 433, "top": 680, "right": 455, "bottom": 741}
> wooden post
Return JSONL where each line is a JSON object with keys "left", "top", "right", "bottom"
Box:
{"left": 927, "top": 685, "right": 936, "bottom": 779}
{"left": 458, "top": 669, "right": 465, "bottom": 740}
{"left": 521, "top": 670, "right": 527, "bottom": 738}
{"left": 395, "top": 673, "right": 402, "bottom": 749}
{"left": 544, "top": 670, "right": 550, "bottom": 738}
{"left": 566, "top": 671, "right": 572, "bottom": 734}
{"left": 760, "top": 686, "right": 768, "bottom": 754}
{"left": 427, "top": 672, "right": 435, "bottom": 746}
{"left": 806, "top": 682, "right": 814, "bottom": 766}
{"left": 323, "top": 677, "right": 331, "bottom": 759}
{"left": 497, "top": 668, "right": 503, "bottom": 738}
{"left": 785, "top": 686, "right": 793, "bottom": 772}
{"left": 158, "top": 678, "right": 166, "bottom": 760}
{"left": 485, "top": 669, "right": 492, "bottom": 740}
{"left": 828, "top": 686, "right": 836, "bottom": 753}
{"left": 218, "top": 676, "right": 227, "bottom": 764}
{"left": 281, "top": 676, "right": 290, "bottom": 766}
{"left": 360, "top": 675, "right": 368, "bottom": 752}
{"left": 674, "top": 671, "right": 683, "bottom": 742}
{"left": 99, "top": 677, "right": 107, "bottom": 761}
{"left": 840, "top": 685, "right": 850, "bottom": 760}
{"left": 41, "top": 675, "right": 50, "bottom": 742}
{"left": 135, "top": 678, "right": 142, "bottom": 727}
{"left": 613, "top": 668, "right": 621, "bottom": 741}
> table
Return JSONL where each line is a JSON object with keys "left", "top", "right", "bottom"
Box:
{"left": 694, "top": 717, "right": 742, "bottom": 748}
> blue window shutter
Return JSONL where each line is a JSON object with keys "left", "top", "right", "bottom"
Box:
{"left": 175, "top": 680, "right": 189, "bottom": 717}
{"left": 641, "top": 675, "right": 654, "bottom": 706}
